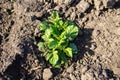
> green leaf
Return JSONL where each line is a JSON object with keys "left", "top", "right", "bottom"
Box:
{"left": 57, "top": 20, "right": 64, "bottom": 30}
{"left": 49, "top": 51, "right": 59, "bottom": 65}
{"left": 49, "top": 24, "right": 60, "bottom": 38}
{"left": 46, "top": 53, "right": 53, "bottom": 61}
{"left": 60, "top": 38, "right": 69, "bottom": 48}
{"left": 69, "top": 43, "right": 78, "bottom": 54}
{"left": 64, "top": 47, "right": 73, "bottom": 57}
{"left": 48, "top": 39, "right": 58, "bottom": 49}
{"left": 45, "top": 29, "right": 51, "bottom": 37}
{"left": 65, "top": 25, "right": 78, "bottom": 41}
{"left": 40, "top": 21, "right": 48, "bottom": 31}
{"left": 66, "top": 20, "right": 75, "bottom": 25}
{"left": 48, "top": 11, "right": 61, "bottom": 24}
{"left": 59, "top": 52, "right": 67, "bottom": 64}
{"left": 62, "top": 20, "right": 74, "bottom": 30}
{"left": 51, "top": 11, "right": 60, "bottom": 20}
{"left": 58, "top": 20, "right": 63, "bottom": 26}
{"left": 42, "top": 29, "right": 51, "bottom": 41}
{"left": 42, "top": 35, "right": 48, "bottom": 41}
{"left": 37, "top": 42, "right": 45, "bottom": 52}
{"left": 38, "top": 42, "right": 44, "bottom": 48}
{"left": 63, "top": 21, "right": 69, "bottom": 30}
{"left": 54, "top": 61, "right": 61, "bottom": 68}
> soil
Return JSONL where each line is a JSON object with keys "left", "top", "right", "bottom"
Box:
{"left": 0, "top": 0, "right": 120, "bottom": 80}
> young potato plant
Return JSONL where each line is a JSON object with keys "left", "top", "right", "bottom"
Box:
{"left": 38, "top": 11, "right": 79, "bottom": 68}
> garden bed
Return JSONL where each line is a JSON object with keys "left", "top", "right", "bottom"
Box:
{"left": 0, "top": 0, "right": 120, "bottom": 80}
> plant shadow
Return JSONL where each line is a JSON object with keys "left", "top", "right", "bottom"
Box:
{"left": 3, "top": 39, "right": 45, "bottom": 80}
{"left": 114, "top": 1, "right": 120, "bottom": 9}
{"left": 73, "top": 28, "right": 94, "bottom": 62}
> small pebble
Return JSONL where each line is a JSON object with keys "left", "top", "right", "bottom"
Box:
{"left": 43, "top": 68, "right": 52, "bottom": 80}
{"left": 76, "top": 1, "right": 90, "bottom": 12}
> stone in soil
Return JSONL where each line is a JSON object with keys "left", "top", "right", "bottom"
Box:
{"left": 114, "top": 27, "right": 120, "bottom": 35}
{"left": 53, "top": 0, "right": 74, "bottom": 5}
{"left": 76, "top": 0, "right": 90, "bottom": 13}
{"left": 43, "top": 68, "right": 53, "bottom": 80}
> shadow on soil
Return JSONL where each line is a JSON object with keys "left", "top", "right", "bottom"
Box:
{"left": 4, "top": 55, "right": 27, "bottom": 80}
{"left": 69, "top": 0, "right": 80, "bottom": 6}
{"left": 74, "top": 28, "right": 94, "bottom": 61}
{"left": 114, "top": 1, "right": 120, "bottom": 9}
{"left": 3, "top": 39, "right": 43, "bottom": 80}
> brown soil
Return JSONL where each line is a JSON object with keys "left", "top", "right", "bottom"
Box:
{"left": 0, "top": 0, "right": 120, "bottom": 80}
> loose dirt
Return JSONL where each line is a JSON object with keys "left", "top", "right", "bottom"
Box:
{"left": 0, "top": 0, "right": 120, "bottom": 80}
